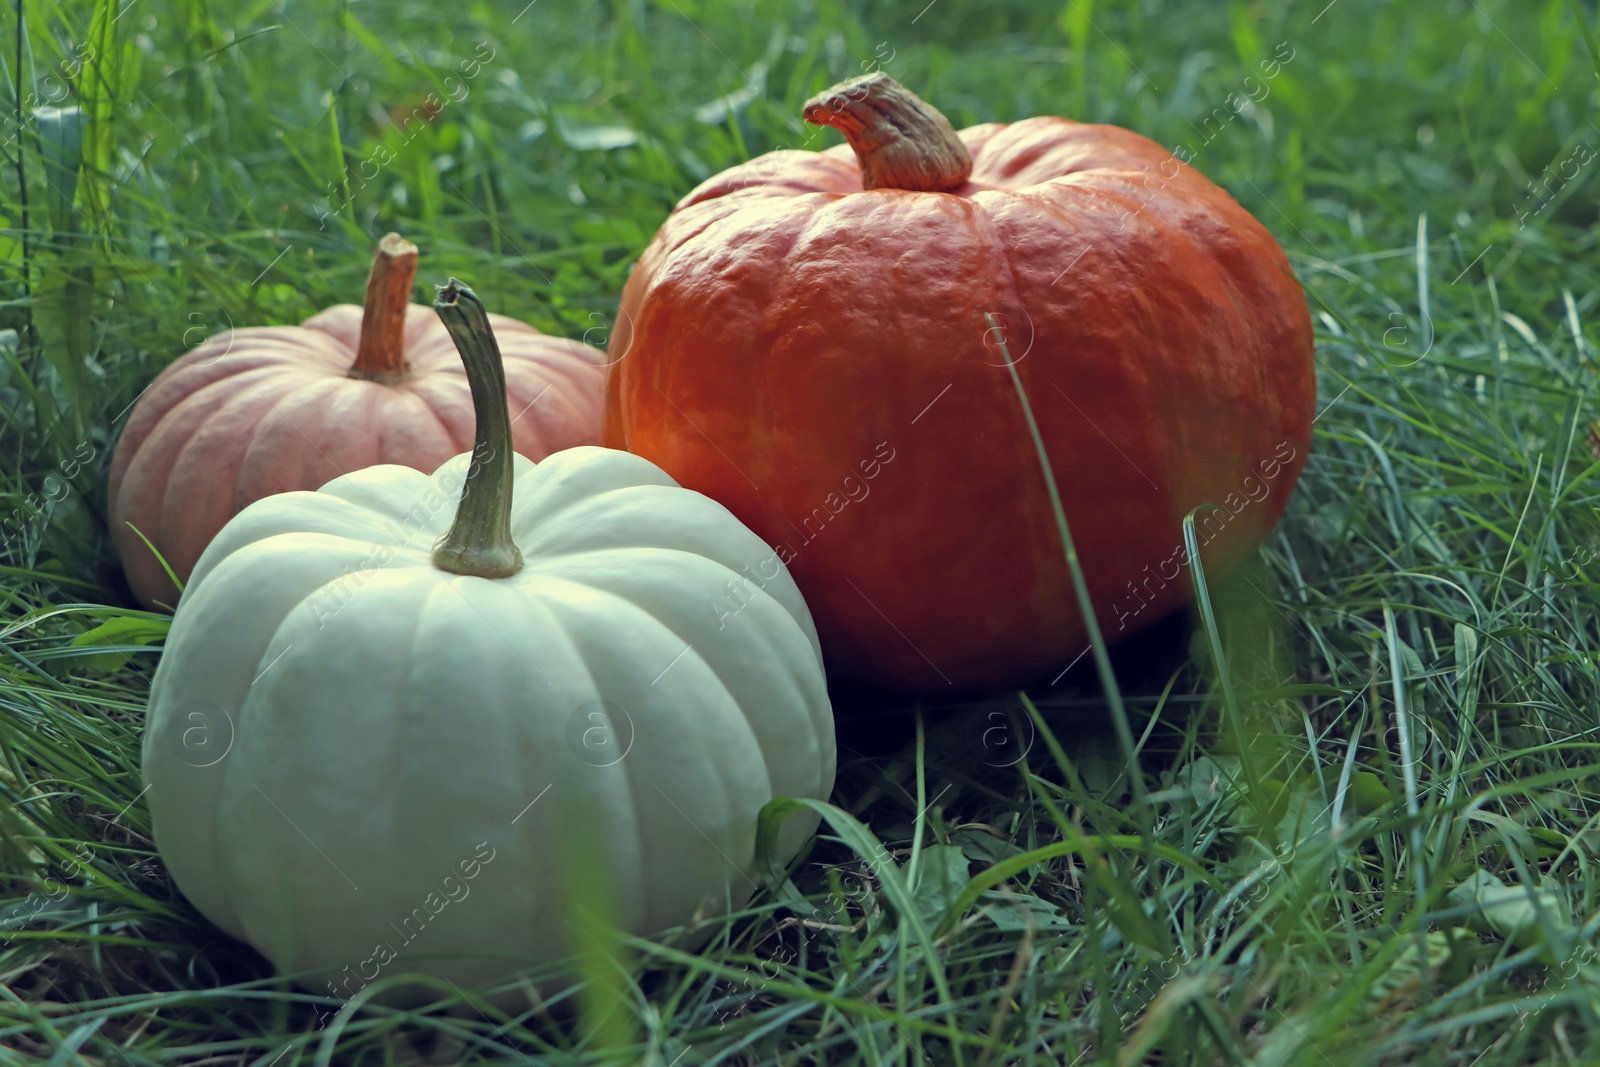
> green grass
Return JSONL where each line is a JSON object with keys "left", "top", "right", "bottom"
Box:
{"left": 3, "top": 0, "right": 1600, "bottom": 1062}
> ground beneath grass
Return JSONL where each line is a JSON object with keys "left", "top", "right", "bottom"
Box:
{"left": 3, "top": 0, "right": 1600, "bottom": 1063}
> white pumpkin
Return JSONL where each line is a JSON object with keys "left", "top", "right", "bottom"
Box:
{"left": 140, "top": 282, "right": 835, "bottom": 1006}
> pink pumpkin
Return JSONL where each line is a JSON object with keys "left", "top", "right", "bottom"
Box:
{"left": 109, "top": 234, "right": 606, "bottom": 610}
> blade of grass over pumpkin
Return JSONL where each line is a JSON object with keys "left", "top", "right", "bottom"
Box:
{"left": 900, "top": 705, "right": 930, "bottom": 1061}
{"left": 984, "top": 313, "right": 1147, "bottom": 819}
{"left": 119, "top": 522, "right": 185, "bottom": 608}
{"left": 1181, "top": 510, "right": 1272, "bottom": 839}
{"left": 907, "top": 708, "right": 929, "bottom": 885}
{"left": 558, "top": 757, "right": 638, "bottom": 1057}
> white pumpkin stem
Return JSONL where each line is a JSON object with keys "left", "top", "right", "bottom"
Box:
{"left": 802, "top": 73, "right": 972, "bottom": 193}
{"left": 351, "top": 232, "right": 418, "bottom": 382}
{"left": 431, "top": 279, "right": 524, "bottom": 579}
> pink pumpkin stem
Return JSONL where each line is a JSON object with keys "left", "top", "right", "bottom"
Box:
{"left": 350, "top": 232, "right": 418, "bottom": 381}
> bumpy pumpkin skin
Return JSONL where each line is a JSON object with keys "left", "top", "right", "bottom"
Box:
{"left": 109, "top": 304, "right": 605, "bottom": 610}
{"left": 605, "top": 116, "right": 1316, "bottom": 692}
{"left": 142, "top": 447, "right": 835, "bottom": 1002}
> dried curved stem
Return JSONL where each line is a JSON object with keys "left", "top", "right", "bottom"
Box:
{"left": 802, "top": 73, "right": 972, "bottom": 193}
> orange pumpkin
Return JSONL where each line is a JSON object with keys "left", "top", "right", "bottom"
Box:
{"left": 111, "top": 235, "right": 606, "bottom": 610}
{"left": 604, "top": 74, "right": 1316, "bottom": 693}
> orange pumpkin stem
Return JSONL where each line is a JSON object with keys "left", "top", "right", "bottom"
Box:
{"left": 802, "top": 73, "right": 972, "bottom": 193}
{"left": 351, "top": 232, "right": 418, "bottom": 382}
